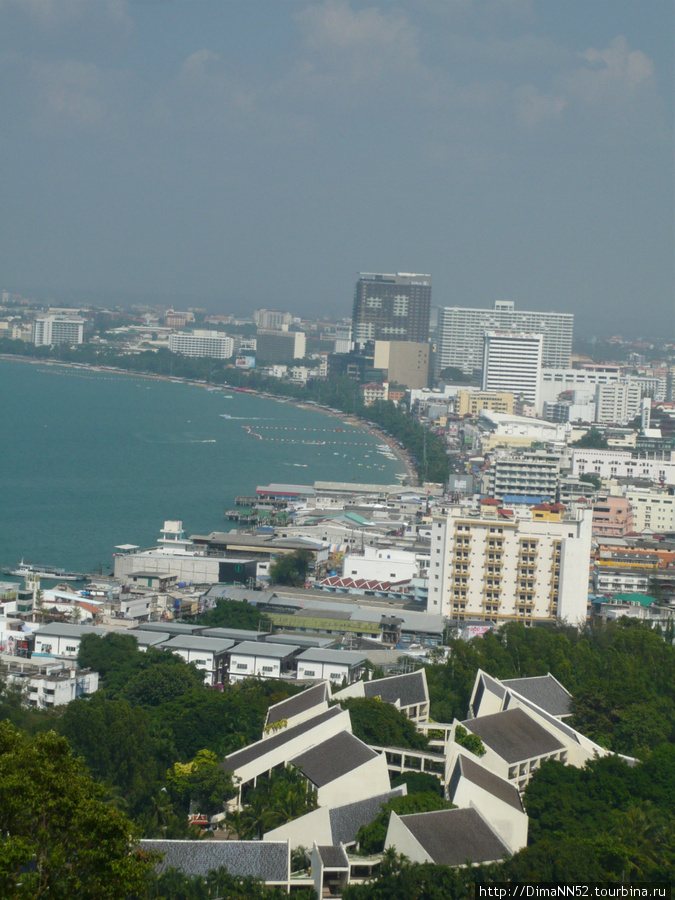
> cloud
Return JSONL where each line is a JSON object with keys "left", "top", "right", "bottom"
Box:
{"left": 288, "top": 0, "right": 424, "bottom": 101}
{"left": 28, "top": 58, "right": 130, "bottom": 131}
{"left": 515, "top": 36, "right": 661, "bottom": 141}
{"left": 565, "top": 36, "right": 655, "bottom": 106}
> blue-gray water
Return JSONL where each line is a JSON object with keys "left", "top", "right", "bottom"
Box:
{"left": 0, "top": 359, "right": 404, "bottom": 575}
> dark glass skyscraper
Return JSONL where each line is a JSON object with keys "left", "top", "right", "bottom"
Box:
{"left": 352, "top": 272, "right": 431, "bottom": 347}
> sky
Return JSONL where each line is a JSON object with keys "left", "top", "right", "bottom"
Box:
{"left": 1, "top": 0, "right": 673, "bottom": 338}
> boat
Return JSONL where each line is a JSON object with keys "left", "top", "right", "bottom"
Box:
{"left": 3, "top": 560, "right": 85, "bottom": 581}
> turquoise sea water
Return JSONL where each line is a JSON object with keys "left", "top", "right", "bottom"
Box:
{"left": 0, "top": 359, "right": 404, "bottom": 574}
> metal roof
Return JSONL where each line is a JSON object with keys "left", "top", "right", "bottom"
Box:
{"left": 501, "top": 674, "right": 572, "bottom": 717}
{"left": 265, "top": 682, "right": 330, "bottom": 727}
{"left": 297, "top": 648, "right": 367, "bottom": 666}
{"left": 230, "top": 640, "right": 300, "bottom": 659}
{"left": 160, "top": 635, "right": 235, "bottom": 653}
{"left": 363, "top": 670, "right": 428, "bottom": 708}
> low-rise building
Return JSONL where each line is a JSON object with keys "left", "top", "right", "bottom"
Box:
{"left": 591, "top": 495, "right": 634, "bottom": 538}
{"left": 295, "top": 648, "right": 366, "bottom": 685}
{"left": 159, "top": 635, "right": 234, "bottom": 686}
{"left": 227, "top": 640, "right": 300, "bottom": 682}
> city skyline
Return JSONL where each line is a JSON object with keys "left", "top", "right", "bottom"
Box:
{"left": 0, "top": 1, "right": 672, "bottom": 337}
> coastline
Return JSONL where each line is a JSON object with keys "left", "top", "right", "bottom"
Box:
{"left": 0, "top": 353, "right": 417, "bottom": 485}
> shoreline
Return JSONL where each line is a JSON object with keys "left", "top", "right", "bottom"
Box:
{"left": 0, "top": 353, "right": 417, "bottom": 486}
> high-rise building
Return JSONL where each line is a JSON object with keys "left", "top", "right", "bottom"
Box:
{"left": 482, "top": 332, "right": 543, "bottom": 408}
{"left": 352, "top": 273, "right": 431, "bottom": 347}
{"left": 168, "top": 331, "right": 234, "bottom": 359}
{"left": 255, "top": 330, "right": 306, "bottom": 363}
{"left": 33, "top": 314, "right": 85, "bottom": 346}
{"left": 436, "top": 300, "right": 572, "bottom": 376}
{"left": 428, "top": 504, "right": 591, "bottom": 624}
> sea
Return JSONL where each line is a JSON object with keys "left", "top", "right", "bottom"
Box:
{"left": 0, "top": 358, "right": 405, "bottom": 577}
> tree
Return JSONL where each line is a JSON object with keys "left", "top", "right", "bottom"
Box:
{"left": 227, "top": 767, "right": 318, "bottom": 839}
{"left": 193, "top": 598, "right": 270, "bottom": 631}
{"left": 340, "top": 697, "right": 429, "bottom": 751}
{"left": 439, "top": 366, "right": 473, "bottom": 385}
{"left": 453, "top": 724, "right": 486, "bottom": 757}
{"left": 166, "top": 749, "right": 235, "bottom": 817}
{"left": 572, "top": 428, "right": 609, "bottom": 449}
{"left": 355, "top": 793, "right": 452, "bottom": 854}
{"left": 0, "top": 721, "right": 154, "bottom": 900}
{"left": 269, "top": 550, "right": 312, "bottom": 586}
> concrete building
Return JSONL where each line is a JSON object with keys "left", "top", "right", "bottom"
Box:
{"left": 372, "top": 341, "right": 430, "bottom": 389}
{"left": 228, "top": 641, "right": 301, "bottom": 682}
{"left": 571, "top": 449, "right": 675, "bottom": 486}
{"left": 621, "top": 487, "right": 675, "bottom": 533}
{"left": 591, "top": 495, "right": 634, "bottom": 538}
{"left": 485, "top": 452, "right": 560, "bottom": 503}
{"left": 168, "top": 330, "right": 234, "bottom": 359}
{"left": 333, "top": 670, "right": 430, "bottom": 724}
{"left": 428, "top": 504, "right": 592, "bottom": 624}
{"left": 455, "top": 390, "right": 514, "bottom": 417}
{"left": 482, "top": 332, "right": 543, "bottom": 408}
{"left": 33, "top": 314, "right": 85, "bottom": 346}
{"left": 159, "top": 635, "right": 235, "bottom": 686}
{"left": 32, "top": 623, "right": 106, "bottom": 660}
{"left": 295, "top": 648, "right": 366, "bottom": 684}
{"left": 596, "top": 381, "right": 642, "bottom": 425}
{"left": 253, "top": 309, "right": 293, "bottom": 330}
{"left": 352, "top": 273, "right": 431, "bottom": 346}
{"left": 436, "top": 300, "right": 573, "bottom": 377}
{"left": 255, "top": 330, "right": 306, "bottom": 363}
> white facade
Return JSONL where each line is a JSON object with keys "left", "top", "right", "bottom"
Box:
{"left": 482, "top": 332, "right": 543, "bottom": 408}
{"left": 539, "top": 367, "right": 621, "bottom": 416}
{"left": 571, "top": 449, "right": 675, "bottom": 486}
{"left": 437, "top": 300, "right": 573, "bottom": 376}
{"left": 596, "top": 381, "right": 642, "bottom": 425}
{"left": 295, "top": 649, "right": 366, "bottom": 684}
{"left": 621, "top": 487, "right": 675, "bottom": 533}
{"left": 485, "top": 451, "right": 560, "bottom": 502}
{"left": 168, "top": 331, "right": 234, "bottom": 359}
{"left": 32, "top": 623, "right": 106, "bottom": 659}
{"left": 33, "top": 314, "right": 85, "bottom": 346}
{"left": 26, "top": 668, "right": 99, "bottom": 708}
{"left": 341, "top": 546, "right": 420, "bottom": 583}
{"left": 228, "top": 640, "right": 300, "bottom": 682}
{"left": 428, "top": 507, "right": 592, "bottom": 624}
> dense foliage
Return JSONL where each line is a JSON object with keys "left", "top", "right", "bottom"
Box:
{"left": 340, "top": 697, "right": 429, "bottom": 750}
{"left": 192, "top": 598, "right": 271, "bottom": 631}
{"left": 227, "top": 767, "right": 318, "bottom": 839}
{"left": 269, "top": 549, "right": 313, "bottom": 586}
{"left": 355, "top": 794, "right": 452, "bottom": 855}
{"left": 425, "top": 619, "right": 675, "bottom": 756}
{"left": 0, "top": 721, "right": 153, "bottom": 900}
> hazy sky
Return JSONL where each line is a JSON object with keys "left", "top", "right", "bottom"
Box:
{"left": 1, "top": 0, "right": 673, "bottom": 337}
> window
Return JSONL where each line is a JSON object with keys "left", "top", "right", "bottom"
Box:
{"left": 194, "top": 659, "right": 206, "bottom": 666}
{"left": 236, "top": 663, "right": 248, "bottom": 670}
{"left": 262, "top": 666, "right": 274, "bottom": 673}
{"left": 65, "top": 645, "right": 77, "bottom": 653}
{"left": 303, "top": 669, "right": 316, "bottom": 677}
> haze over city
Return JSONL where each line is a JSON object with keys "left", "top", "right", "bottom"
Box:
{"left": 0, "top": 0, "right": 673, "bottom": 336}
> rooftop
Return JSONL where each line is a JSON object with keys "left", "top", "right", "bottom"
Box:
{"left": 397, "top": 807, "right": 511, "bottom": 866}
{"left": 160, "top": 635, "right": 235, "bottom": 653}
{"left": 291, "top": 731, "right": 378, "bottom": 787}
{"left": 461, "top": 708, "right": 565, "bottom": 763}
{"left": 328, "top": 788, "right": 406, "bottom": 845}
{"left": 221, "top": 706, "right": 345, "bottom": 773}
{"left": 501, "top": 674, "right": 572, "bottom": 717}
{"left": 265, "top": 682, "right": 330, "bottom": 728}
{"left": 140, "top": 840, "right": 289, "bottom": 882}
{"left": 231, "top": 640, "right": 300, "bottom": 659}
{"left": 448, "top": 754, "right": 523, "bottom": 812}
{"left": 296, "top": 648, "right": 367, "bottom": 667}
{"left": 363, "top": 670, "right": 428, "bottom": 708}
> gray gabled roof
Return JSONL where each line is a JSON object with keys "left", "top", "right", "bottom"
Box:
{"left": 140, "top": 839, "right": 289, "bottom": 882}
{"left": 363, "top": 670, "right": 428, "bottom": 708}
{"left": 448, "top": 754, "right": 523, "bottom": 812}
{"left": 221, "top": 706, "right": 344, "bottom": 773}
{"left": 297, "top": 648, "right": 367, "bottom": 667}
{"left": 460, "top": 708, "right": 564, "bottom": 763}
{"left": 136, "top": 621, "right": 204, "bottom": 635}
{"left": 291, "top": 731, "right": 377, "bottom": 787}
{"left": 501, "top": 674, "right": 573, "bottom": 717}
{"left": 35, "top": 623, "right": 106, "bottom": 639}
{"left": 328, "top": 787, "right": 405, "bottom": 845}
{"left": 265, "top": 682, "right": 329, "bottom": 727}
{"left": 317, "top": 845, "right": 349, "bottom": 869}
{"left": 160, "top": 635, "right": 235, "bottom": 653}
{"left": 397, "top": 808, "right": 510, "bottom": 866}
{"left": 230, "top": 640, "right": 300, "bottom": 659}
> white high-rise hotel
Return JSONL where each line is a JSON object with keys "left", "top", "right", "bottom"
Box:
{"left": 482, "top": 331, "right": 543, "bottom": 408}
{"left": 436, "top": 300, "right": 573, "bottom": 376}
